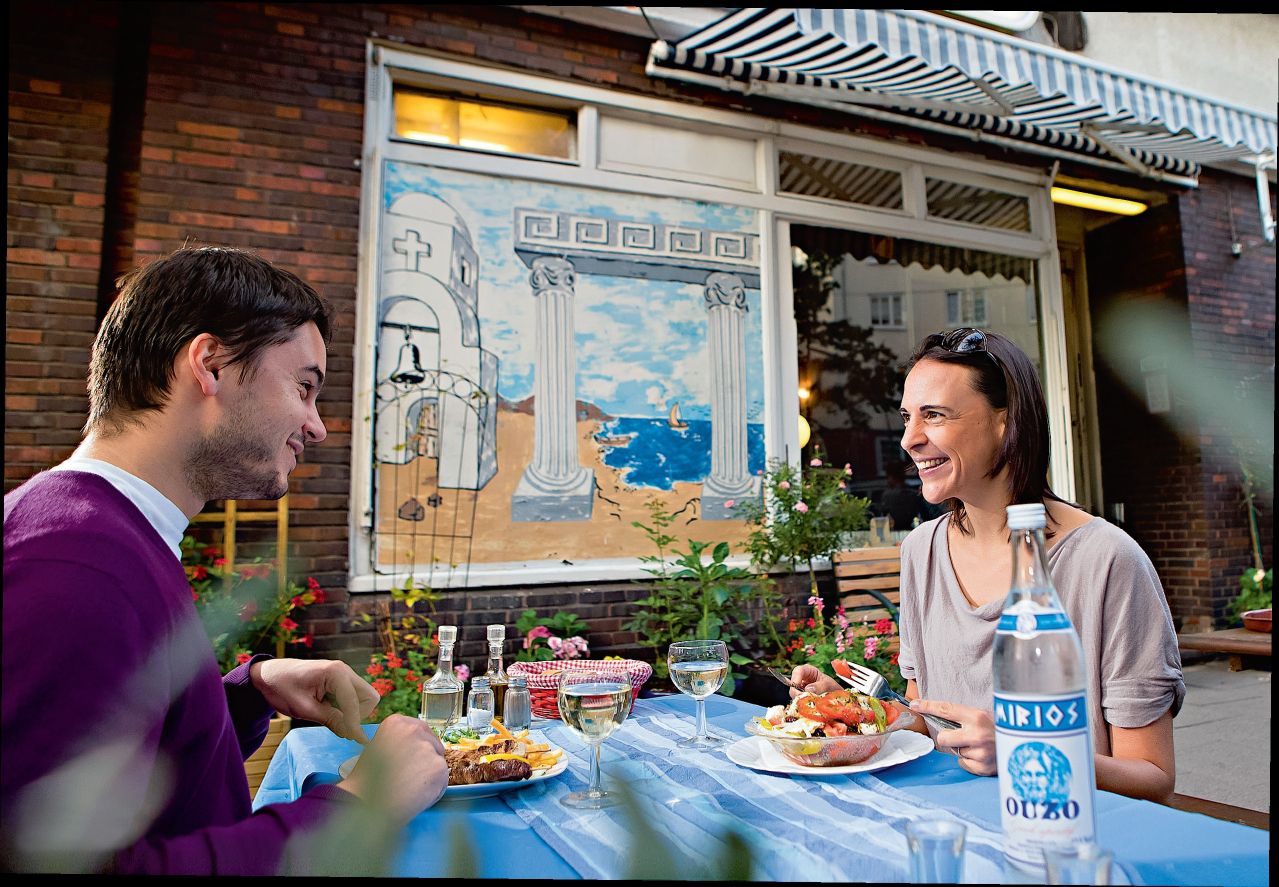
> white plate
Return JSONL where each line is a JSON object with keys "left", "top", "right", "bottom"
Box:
{"left": 726, "top": 729, "right": 934, "bottom": 776}
{"left": 338, "top": 734, "right": 569, "bottom": 801}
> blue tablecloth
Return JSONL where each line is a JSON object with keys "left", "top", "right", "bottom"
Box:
{"left": 255, "top": 694, "right": 1268, "bottom": 883}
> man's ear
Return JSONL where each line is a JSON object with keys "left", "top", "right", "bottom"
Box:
{"left": 186, "top": 334, "right": 227, "bottom": 397}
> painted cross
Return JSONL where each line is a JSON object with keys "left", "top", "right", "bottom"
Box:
{"left": 393, "top": 229, "right": 432, "bottom": 272}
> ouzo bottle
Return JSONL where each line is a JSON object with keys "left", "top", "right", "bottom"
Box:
{"left": 993, "top": 503, "right": 1097, "bottom": 873}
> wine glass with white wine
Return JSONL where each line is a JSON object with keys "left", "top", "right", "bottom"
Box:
{"left": 667, "top": 640, "right": 729, "bottom": 746}
{"left": 556, "top": 666, "right": 632, "bottom": 809}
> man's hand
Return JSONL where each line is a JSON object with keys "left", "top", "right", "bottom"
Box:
{"left": 910, "top": 698, "right": 997, "bottom": 776}
{"left": 788, "top": 664, "right": 840, "bottom": 698}
{"left": 249, "top": 658, "right": 379, "bottom": 742}
{"left": 338, "top": 714, "right": 449, "bottom": 826}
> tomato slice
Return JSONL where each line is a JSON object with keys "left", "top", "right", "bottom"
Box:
{"left": 794, "top": 694, "right": 831, "bottom": 723}
{"left": 814, "top": 691, "right": 866, "bottom": 726}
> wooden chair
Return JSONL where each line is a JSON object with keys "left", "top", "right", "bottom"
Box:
{"left": 832, "top": 546, "right": 902, "bottom": 654}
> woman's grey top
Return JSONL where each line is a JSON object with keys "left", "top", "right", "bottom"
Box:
{"left": 896, "top": 513, "right": 1186, "bottom": 755}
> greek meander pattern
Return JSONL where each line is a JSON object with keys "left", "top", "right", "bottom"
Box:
{"left": 515, "top": 208, "right": 758, "bottom": 271}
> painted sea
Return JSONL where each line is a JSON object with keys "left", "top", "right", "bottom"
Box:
{"left": 596, "top": 417, "right": 766, "bottom": 491}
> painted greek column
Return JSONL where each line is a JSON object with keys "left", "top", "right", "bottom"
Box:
{"left": 511, "top": 256, "right": 595, "bottom": 521}
{"left": 701, "top": 271, "right": 759, "bottom": 520}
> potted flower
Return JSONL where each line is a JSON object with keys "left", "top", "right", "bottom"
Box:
{"left": 515, "top": 608, "right": 591, "bottom": 662}
{"left": 354, "top": 577, "right": 470, "bottom": 722}
{"left": 731, "top": 455, "right": 873, "bottom": 704}
{"left": 776, "top": 598, "right": 906, "bottom": 694}
{"left": 183, "top": 535, "right": 323, "bottom": 673}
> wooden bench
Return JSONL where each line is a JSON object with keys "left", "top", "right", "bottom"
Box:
{"left": 832, "top": 546, "right": 902, "bottom": 654}
{"left": 1178, "top": 626, "right": 1272, "bottom": 672}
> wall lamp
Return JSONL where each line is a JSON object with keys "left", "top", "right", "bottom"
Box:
{"left": 1050, "top": 186, "right": 1147, "bottom": 216}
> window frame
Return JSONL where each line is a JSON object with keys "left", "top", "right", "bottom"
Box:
{"left": 349, "top": 42, "right": 1071, "bottom": 590}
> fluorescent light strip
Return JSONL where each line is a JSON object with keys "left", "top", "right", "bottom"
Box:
{"left": 1050, "top": 187, "right": 1147, "bottom": 216}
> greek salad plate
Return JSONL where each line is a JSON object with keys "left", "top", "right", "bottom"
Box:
{"left": 726, "top": 729, "right": 934, "bottom": 776}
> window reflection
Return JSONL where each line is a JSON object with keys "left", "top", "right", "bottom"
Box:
{"left": 792, "top": 224, "right": 1041, "bottom": 526}
{"left": 393, "top": 88, "right": 577, "bottom": 160}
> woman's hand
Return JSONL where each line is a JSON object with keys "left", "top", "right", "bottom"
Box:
{"left": 910, "top": 698, "right": 997, "bottom": 776}
{"left": 788, "top": 664, "right": 840, "bottom": 698}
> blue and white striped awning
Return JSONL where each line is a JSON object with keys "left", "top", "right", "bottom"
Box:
{"left": 647, "top": 8, "right": 1278, "bottom": 178}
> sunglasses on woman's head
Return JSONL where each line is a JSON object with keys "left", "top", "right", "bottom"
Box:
{"left": 924, "top": 328, "right": 1002, "bottom": 370}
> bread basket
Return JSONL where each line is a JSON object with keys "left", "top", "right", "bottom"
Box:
{"left": 507, "top": 659, "right": 652, "bottom": 720}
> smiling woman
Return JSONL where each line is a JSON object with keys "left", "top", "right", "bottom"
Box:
{"left": 890, "top": 329, "right": 1185, "bottom": 804}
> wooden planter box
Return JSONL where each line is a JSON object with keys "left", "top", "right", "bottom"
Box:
{"left": 245, "top": 714, "right": 291, "bottom": 799}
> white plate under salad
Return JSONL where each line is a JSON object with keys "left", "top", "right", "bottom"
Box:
{"left": 726, "top": 729, "right": 934, "bottom": 776}
{"left": 338, "top": 729, "right": 568, "bottom": 801}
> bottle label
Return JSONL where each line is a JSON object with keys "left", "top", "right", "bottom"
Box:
{"left": 994, "top": 691, "right": 1096, "bottom": 872}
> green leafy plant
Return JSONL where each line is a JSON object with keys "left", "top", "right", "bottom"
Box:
{"left": 183, "top": 534, "right": 322, "bottom": 674}
{"left": 515, "top": 608, "right": 591, "bottom": 661}
{"left": 624, "top": 499, "right": 758, "bottom": 689}
{"left": 355, "top": 577, "right": 457, "bottom": 721}
{"left": 1229, "top": 567, "right": 1272, "bottom": 626}
{"left": 735, "top": 454, "right": 872, "bottom": 602}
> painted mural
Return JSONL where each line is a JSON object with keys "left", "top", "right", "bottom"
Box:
{"left": 373, "top": 161, "right": 766, "bottom": 577}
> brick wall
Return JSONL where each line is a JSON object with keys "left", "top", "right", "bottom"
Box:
{"left": 1085, "top": 176, "right": 1276, "bottom": 627}
{"left": 8, "top": 2, "right": 1272, "bottom": 666}
{"left": 7, "top": 1, "right": 120, "bottom": 488}
{"left": 1178, "top": 170, "right": 1276, "bottom": 621}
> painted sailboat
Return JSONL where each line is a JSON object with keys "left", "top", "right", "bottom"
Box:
{"left": 667, "top": 401, "right": 688, "bottom": 429}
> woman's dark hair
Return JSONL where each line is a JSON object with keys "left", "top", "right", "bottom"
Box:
{"left": 906, "top": 329, "right": 1069, "bottom": 534}
{"left": 86, "top": 246, "right": 334, "bottom": 434}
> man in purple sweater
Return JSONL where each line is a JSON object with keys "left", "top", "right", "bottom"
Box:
{"left": 3, "top": 247, "right": 449, "bottom": 874}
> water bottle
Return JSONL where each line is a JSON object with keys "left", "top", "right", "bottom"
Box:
{"left": 993, "top": 503, "right": 1097, "bottom": 874}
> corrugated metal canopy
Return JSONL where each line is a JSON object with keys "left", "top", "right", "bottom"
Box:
{"left": 647, "top": 8, "right": 1278, "bottom": 178}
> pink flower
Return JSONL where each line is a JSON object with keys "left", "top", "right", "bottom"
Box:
{"left": 844, "top": 465, "right": 853, "bottom": 476}
{"left": 810, "top": 458, "right": 822, "bottom": 467}
{"left": 864, "top": 636, "right": 880, "bottom": 659}
{"left": 794, "top": 501, "right": 809, "bottom": 513}
{"left": 454, "top": 664, "right": 470, "bottom": 682}
{"left": 723, "top": 499, "right": 734, "bottom": 509}
{"left": 778, "top": 480, "right": 791, "bottom": 490}
{"left": 807, "top": 595, "right": 824, "bottom": 612}
{"left": 838, "top": 481, "right": 846, "bottom": 489}
{"left": 524, "top": 625, "right": 552, "bottom": 649}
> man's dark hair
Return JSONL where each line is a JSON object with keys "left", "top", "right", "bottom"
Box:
{"left": 86, "top": 246, "right": 334, "bottom": 434}
{"left": 906, "top": 330, "right": 1068, "bottom": 534}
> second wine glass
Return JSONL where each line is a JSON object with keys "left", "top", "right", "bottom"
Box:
{"left": 667, "top": 640, "right": 729, "bottom": 746}
{"left": 556, "top": 666, "right": 632, "bottom": 808}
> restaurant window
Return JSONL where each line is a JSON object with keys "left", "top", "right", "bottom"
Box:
{"left": 779, "top": 150, "right": 904, "bottom": 210}
{"left": 925, "top": 177, "right": 1031, "bottom": 232}
{"left": 791, "top": 223, "right": 1038, "bottom": 500}
{"left": 392, "top": 87, "right": 577, "bottom": 160}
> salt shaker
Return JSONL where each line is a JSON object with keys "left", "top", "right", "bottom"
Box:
{"left": 504, "top": 674, "right": 531, "bottom": 732}
{"left": 467, "top": 676, "right": 494, "bottom": 732}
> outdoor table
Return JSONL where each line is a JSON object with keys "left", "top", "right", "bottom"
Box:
{"left": 255, "top": 693, "right": 1268, "bottom": 884}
